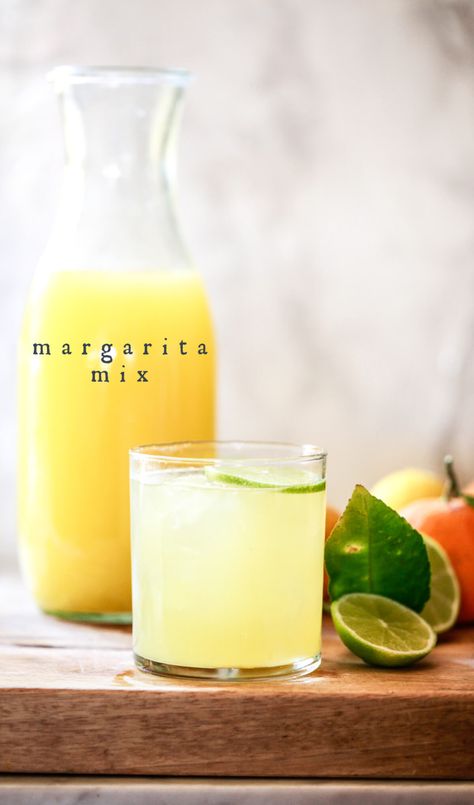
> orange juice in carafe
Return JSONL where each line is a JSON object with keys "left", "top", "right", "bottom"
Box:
{"left": 18, "top": 67, "right": 215, "bottom": 619}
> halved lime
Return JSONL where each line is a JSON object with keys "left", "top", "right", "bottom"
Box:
{"left": 205, "top": 465, "right": 325, "bottom": 493}
{"left": 331, "top": 593, "right": 436, "bottom": 667}
{"left": 421, "top": 534, "right": 460, "bottom": 634}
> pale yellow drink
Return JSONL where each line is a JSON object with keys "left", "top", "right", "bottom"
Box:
{"left": 131, "top": 464, "right": 326, "bottom": 673}
{"left": 18, "top": 269, "right": 215, "bottom": 615}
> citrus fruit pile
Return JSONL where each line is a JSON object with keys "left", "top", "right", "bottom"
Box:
{"left": 324, "top": 459, "right": 469, "bottom": 667}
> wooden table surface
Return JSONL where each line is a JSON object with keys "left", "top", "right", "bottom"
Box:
{"left": 0, "top": 574, "right": 473, "bottom": 780}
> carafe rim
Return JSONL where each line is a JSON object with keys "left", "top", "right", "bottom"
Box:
{"left": 47, "top": 65, "right": 193, "bottom": 88}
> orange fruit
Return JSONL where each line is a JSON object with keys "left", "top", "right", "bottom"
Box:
{"left": 323, "top": 506, "right": 340, "bottom": 601}
{"left": 400, "top": 457, "right": 474, "bottom": 624}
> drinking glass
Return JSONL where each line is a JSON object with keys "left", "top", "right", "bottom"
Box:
{"left": 130, "top": 441, "right": 327, "bottom": 680}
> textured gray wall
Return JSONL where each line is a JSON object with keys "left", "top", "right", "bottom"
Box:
{"left": 2, "top": 0, "right": 474, "bottom": 563}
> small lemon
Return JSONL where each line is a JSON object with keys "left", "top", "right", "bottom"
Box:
{"left": 371, "top": 468, "right": 443, "bottom": 512}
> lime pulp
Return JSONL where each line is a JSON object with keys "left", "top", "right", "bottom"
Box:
{"left": 331, "top": 592, "right": 436, "bottom": 667}
{"left": 421, "top": 534, "right": 460, "bottom": 634}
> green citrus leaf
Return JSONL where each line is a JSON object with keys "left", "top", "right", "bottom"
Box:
{"left": 462, "top": 493, "right": 474, "bottom": 510}
{"left": 325, "top": 484, "right": 430, "bottom": 612}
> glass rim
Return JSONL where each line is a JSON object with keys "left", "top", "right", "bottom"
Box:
{"left": 129, "top": 440, "right": 327, "bottom": 466}
{"left": 47, "top": 65, "right": 193, "bottom": 88}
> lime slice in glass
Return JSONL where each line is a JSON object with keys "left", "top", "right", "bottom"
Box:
{"left": 205, "top": 465, "right": 325, "bottom": 493}
{"left": 331, "top": 593, "right": 436, "bottom": 667}
{"left": 421, "top": 534, "right": 460, "bottom": 634}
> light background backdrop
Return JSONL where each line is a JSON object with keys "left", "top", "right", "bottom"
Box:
{"left": 1, "top": 0, "right": 474, "bottom": 565}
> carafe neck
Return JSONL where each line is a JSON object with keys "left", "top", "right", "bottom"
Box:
{"left": 46, "top": 67, "right": 193, "bottom": 272}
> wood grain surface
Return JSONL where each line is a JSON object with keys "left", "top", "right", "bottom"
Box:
{"left": 0, "top": 575, "right": 473, "bottom": 779}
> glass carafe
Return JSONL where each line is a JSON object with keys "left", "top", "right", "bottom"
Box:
{"left": 18, "top": 67, "right": 215, "bottom": 621}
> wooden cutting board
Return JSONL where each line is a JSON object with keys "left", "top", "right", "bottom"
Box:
{"left": 0, "top": 574, "right": 473, "bottom": 779}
